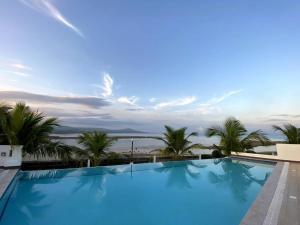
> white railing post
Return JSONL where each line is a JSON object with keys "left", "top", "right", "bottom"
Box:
{"left": 199, "top": 154, "right": 202, "bottom": 160}
{"left": 87, "top": 159, "right": 91, "bottom": 167}
{"left": 153, "top": 155, "right": 156, "bottom": 163}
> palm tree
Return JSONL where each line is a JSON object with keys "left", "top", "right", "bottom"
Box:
{"left": 206, "top": 117, "right": 270, "bottom": 156}
{"left": 0, "top": 103, "right": 11, "bottom": 144}
{"left": 273, "top": 123, "right": 300, "bottom": 144}
{"left": 77, "top": 131, "right": 115, "bottom": 166}
{"left": 0, "top": 102, "right": 70, "bottom": 159}
{"left": 157, "top": 125, "right": 202, "bottom": 158}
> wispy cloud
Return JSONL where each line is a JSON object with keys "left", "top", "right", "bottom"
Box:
{"left": 126, "top": 108, "right": 144, "bottom": 112}
{"left": 19, "top": 0, "right": 84, "bottom": 38}
{"left": 270, "top": 114, "right": 300, "bottom": 118}
{"left": 100, "top": 73, "right": 113, "bottom": 97}
{"left": 10, "top": 63, "right": 32, "bottom": 71}
{"left": 117, "top": 96, "right": 139, "bottom": 106}
{"left": 0, "top": 70, "right": 30, "bottom": 77}
{"left": 200, "top": 90, "right": 243, "bottom": 106}
{"left": 197, "top": 89, "right": 242, "bottom": 114}
{"left": 265, "top": 118, "right": 290, "bottom": 122}
{"left": 149, "top": 98, "right": 157, "bottom": 103}
{"left": 154, "top": 96, "right": 196, "bottom": 110}
{"left": 0, "top": 59, "right": 32, "bottom": 77}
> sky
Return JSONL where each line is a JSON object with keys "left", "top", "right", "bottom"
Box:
{"left": 0, "top": 0, "right": 300, "bottom": 133}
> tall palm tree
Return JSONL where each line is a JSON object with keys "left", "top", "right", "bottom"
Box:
{"left": 0, "top": 103, "right": 11, "bottom": 144}
{"left": 157, "top": 125, "right": 202, "bottom": 158}
{"left": 206, "top": 117, "right": 270, "bottom": 156}
{"left": 273, "top": 123, "right": 300, "bottom": 144}
{"left": 0, "top": 102, "right": 69, "bottom": 159}
{"left": 77, "top": 131, "right": 115, "bottom": 166}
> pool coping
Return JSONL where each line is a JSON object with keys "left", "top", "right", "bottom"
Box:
{"left": 0, "top": 169, "right": 18, "bottom": 199}
{"left": 240, "top": 161, "right": 287, "bottom": 225}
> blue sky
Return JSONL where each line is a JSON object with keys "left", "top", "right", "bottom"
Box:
{"left": 0, "top": 0, "right": 300, "bottom": 133}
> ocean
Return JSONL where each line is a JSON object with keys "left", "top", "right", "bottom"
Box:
{"left": 54, "top": 133, "right": 277, "bottom": 154}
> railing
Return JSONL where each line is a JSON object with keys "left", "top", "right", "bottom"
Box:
{"left": 21, "top": 154, "right": 204, "bottom": 170}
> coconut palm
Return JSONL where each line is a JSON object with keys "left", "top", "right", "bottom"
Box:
{"left": 0, "top": 102, "right": 70, "bottom": 159}
{"left": 206, "top": 117, "right": 270, "bottom": 156}
{"left": 157, "top": 125, "right": 202, "bottom": 158}
{"left": 272, "top": 123, "right": 300, "bottom": 144}
{"left": 0, "top": 103, "right": 11, "bottom": 144}
{"left": 77, "top": 131, "right": 115, "bottom": 166}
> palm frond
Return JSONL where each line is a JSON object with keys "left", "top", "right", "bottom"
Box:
{"left": 206, "top": 117, "right": 270, "bottom": 156}
{"left": 77, "top": 131, "right": 115, "bottom": 166}
{"left": 159, "top": 125, "right": 200, "bottom": 156}
{"left": 273, "top": 123, "right": 300, "bottom": 144}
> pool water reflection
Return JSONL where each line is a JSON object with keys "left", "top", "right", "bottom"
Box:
{"left": 0, "top": 158, "right": 273, "bottom": 225}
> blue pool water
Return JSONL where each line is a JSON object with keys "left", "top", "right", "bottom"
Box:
{"left": 0, "top": 158, "right": 273, "bottom": 225}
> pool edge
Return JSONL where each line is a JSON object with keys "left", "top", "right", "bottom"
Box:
{"left": 240, "top": 162, "right": 284, "bottom": 225}
{"left": 0, "top": 169, "right": 19, "bottom": 198}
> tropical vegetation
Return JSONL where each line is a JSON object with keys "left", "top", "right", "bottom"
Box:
{"left": 273, "top": 123, "right": 300, "bottom": 144}
{"left": 0, "top": 102, "right": 72, "bottom": 159}
{"left": 157, "top": 125, "right": 203, "bottom": 158}
{"left": 75, "top": 131, "right": 116, "bottom": 166}
{"left": 2, "top": 101, "right": 300, "bottom": 168}
{"left": 205, "top": 117, "right": 270, "bottom": 156}
{"left": 0, "top": 103, "right": 10, "bottom": 145}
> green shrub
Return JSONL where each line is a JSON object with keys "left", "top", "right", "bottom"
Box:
{"left": 106, "top": 152, "right": 123, "bottom": 160}
{"left": 211, "top": 150, "right": 222, "bottom": 158}
{"left": 245, "top": 150, "right": 256, "bottom": 154}
{"left": 201, "top": 154, "right": 213, "bottom": 159}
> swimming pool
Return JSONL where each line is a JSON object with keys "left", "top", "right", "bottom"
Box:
{"left": 0, "top": 158, "right": 273, "bottom": 225}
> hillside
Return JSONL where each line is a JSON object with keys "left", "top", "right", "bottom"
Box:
{"left": 54, "top": 126, "right": 146, "bottom": 134}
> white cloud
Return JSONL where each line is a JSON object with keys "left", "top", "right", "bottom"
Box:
{"left": 10, "top": 63, "right": 32, "bottom": 70}
{"left": 197, "top": 89, "right": 243, "bottom": 114}
{"left": 19, "top": 0, "right": 84, "bottom": 38}
{"left": 0, "top": 70, "right": 30, "bottom": 77}
{"left": 101, "top": 73, "right": 113, "bottom": 97}
{"left": 0, "top": 59, "right": 32, "bottom": 77}
{"left": 201, "top": 90, "right": 243, "bottom": 106}
{"left": 149, "top": 98, "right": 157, "bottom": 103}
{"left": 154, "top": 96, "right": 196, "bottom": 110}
{"left": 117, "top": 96, "right": 139, "bottom": 106}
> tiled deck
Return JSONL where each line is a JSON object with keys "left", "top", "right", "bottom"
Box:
{"left": 241, "top": 160, "right": 300, "bottom": 225}
{"left": 0, "top": 169, "right": 18, "bottom": 198}
{"left": 278, "top": 163, "right": 300, "bottom": 225}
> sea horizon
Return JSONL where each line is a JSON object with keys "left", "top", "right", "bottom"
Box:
{"left": 52, "top": 132, "right": 278, "bottom": 154}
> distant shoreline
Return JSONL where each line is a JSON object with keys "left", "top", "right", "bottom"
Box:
{"left": 50, "top": 135, "right": 160, "bottom": 139}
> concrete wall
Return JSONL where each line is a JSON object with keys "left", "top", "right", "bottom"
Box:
{"left": 0, "top": 145, "right": 22, "bottom": 167}
{"left": 276, "top": 144, "right": 300, "bottom": 161}
{"left": 232, "top": 144, "right": 300, "bottom": 162}
{"left": 231, "top": 152, "right": 278, "bottom": 160}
